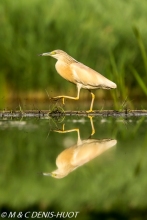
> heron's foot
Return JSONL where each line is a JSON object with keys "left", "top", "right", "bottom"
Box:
{"left": 86, "top": 109, "right": 94, "bottom": 114}
{"left": 52, "top": 96, "right": 65, "bottom": 105}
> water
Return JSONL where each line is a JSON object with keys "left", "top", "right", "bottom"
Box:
{"left": 0, "top": 115, "right": 147, "bottom": 219}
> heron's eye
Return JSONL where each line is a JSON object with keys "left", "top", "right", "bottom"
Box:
{"left": 51, "top": 51, "right": 56, "bottom": 55}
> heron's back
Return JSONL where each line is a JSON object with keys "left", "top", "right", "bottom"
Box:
{"left": 70, "top": 62, "right": 117, "bottom": 90}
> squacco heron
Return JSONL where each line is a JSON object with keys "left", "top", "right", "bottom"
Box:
{"left": 43, "top": 117, "right": 117, "bottom": 179}
{"left": 39, "top": 50, "right": 117, "bottom": 112}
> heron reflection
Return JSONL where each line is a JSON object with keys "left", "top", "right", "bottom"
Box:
{"left": 43, "top": 116, "right": 117, "bottom": 179}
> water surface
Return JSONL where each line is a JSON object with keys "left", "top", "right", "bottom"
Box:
{"left": 0, "top": 115, "right": 147, "bottom": 219}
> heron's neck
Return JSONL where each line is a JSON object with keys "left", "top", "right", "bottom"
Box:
{"left": 62, "top": 55, "right": 78, "bottom": 65}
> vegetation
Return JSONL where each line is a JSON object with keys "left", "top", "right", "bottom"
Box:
{"left": 0, "top": 0, "right": 147, "bottom": 107}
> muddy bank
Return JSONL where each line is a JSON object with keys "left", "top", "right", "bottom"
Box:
{"left": 0, "top": 109, "right": 147, "bottom": 118}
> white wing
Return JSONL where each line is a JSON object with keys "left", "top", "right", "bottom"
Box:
{"left": 70, "top": 62, "right": 116, "bottom": 89}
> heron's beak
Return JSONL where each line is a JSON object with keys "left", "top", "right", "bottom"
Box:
{"left": 38, "top": 52, "right": 51, "bottom": 56}
{"left": 42, "top": 172, "right": 52, "bottom": 176}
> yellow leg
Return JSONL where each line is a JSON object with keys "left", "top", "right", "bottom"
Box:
{"left": 52, "top": 85, "right": 81, "bottom": 105}
{"left": 86, "top": 92, "right": 95, "bottom": 113}
{"left": 88, "top": 116, "right": 95, "bottom": 136}
{"left": 52, "top": 95, "right": 79, "bottom": 105}
{"left": 54, "top": 126, "right": 82, "bottom": 145}
{"left": 54, "top": 127, "right": 79, "bottom": 134}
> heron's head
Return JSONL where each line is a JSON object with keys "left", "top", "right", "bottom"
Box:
{"left": 43, "top": 170, "right": 68, "bottom": 179}
{"left": 38, "top": 50, "right": 68, "bottom": 60}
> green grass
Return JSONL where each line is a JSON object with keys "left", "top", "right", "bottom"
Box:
{"left": 131, "top": 27, "right": 147, "bottom": 96}
{"left": 0, "top": 0, "right": 147, "bottom": 105}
